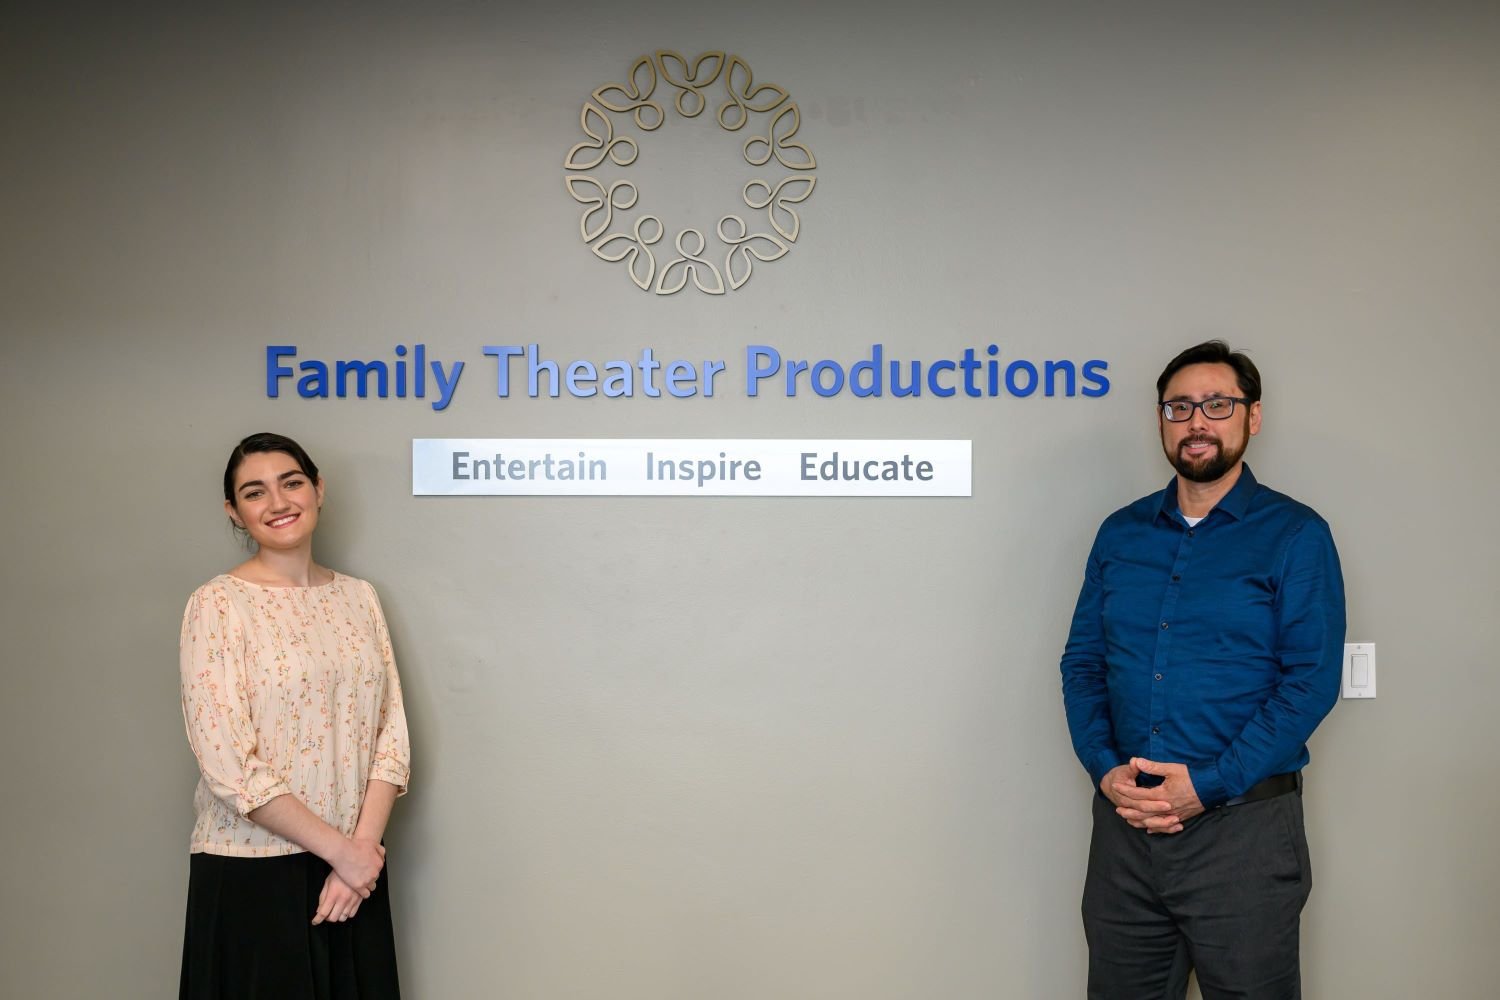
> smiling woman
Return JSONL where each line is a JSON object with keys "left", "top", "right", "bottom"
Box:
{"left": 178, "top": 432, "right": 411, "bottom": 1000}
{"left": 222, "top": 435, "right": 325, "bottom": 552}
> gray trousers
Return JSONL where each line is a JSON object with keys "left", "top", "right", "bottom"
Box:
{"left": 1082, "top": 788, "right": 1312, "bottom": 1000}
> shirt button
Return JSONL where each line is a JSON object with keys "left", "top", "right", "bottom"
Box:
{"left": 1171, "top": 575, "right": 1181, "bottom": 582}
{"left": 1187, "top": 529, "right": 1195, "bottom": 537}
{"left": 1151, "top": 727, "right": 1161, "bottom": 734}
{"left": 1160, "top": 621, "right": 1169, "bottom": 630}
{"left": 1154, "top": 673, "right": 1163, "bottom": 681}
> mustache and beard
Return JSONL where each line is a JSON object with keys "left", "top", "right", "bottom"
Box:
{"left": 1164, "top": 429, "right": 1248, "bottom": 484}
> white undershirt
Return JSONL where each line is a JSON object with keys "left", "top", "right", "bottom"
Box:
{"left": 1183, "top": 515, "right": 1205, "bottom": 527}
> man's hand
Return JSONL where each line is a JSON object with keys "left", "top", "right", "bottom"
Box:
{"left": 1111, "top": 757, "right": 1205, "bottom": 834}
{"left": 1098, "top": 761, "right": 1141, "bottom": 812}
{"left": 312, "top": 871, "right": 365, "bottom": 926}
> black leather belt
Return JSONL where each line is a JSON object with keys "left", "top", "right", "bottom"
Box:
{"left": 1221, "top": 772, "right": 1300, "bottom": 808}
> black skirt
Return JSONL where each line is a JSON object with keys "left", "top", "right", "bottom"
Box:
{"left": 180, "top": 851, "right": 400, "bottom": 1000}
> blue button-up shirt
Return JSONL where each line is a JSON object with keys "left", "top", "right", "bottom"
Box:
{"left": 1060, "top": 465, "right": 1346, "bottom": 808}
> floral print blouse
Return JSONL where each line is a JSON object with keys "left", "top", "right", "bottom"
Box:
{"left": 179, "top": 573, "right": 411, "bottom": 856}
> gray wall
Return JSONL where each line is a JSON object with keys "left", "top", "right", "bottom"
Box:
{"left": 3, "top": 2, "right": 1497, "bottom": 997}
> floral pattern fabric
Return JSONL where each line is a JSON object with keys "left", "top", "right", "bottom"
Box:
{"left": 180, "top": 573, "right": 411, "bottom": 856}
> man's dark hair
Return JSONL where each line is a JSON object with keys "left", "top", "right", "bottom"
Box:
{"left": 1156, "top": 340, "right": 1262, "bottom": 403}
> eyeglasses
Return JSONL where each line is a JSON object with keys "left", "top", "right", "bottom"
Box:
{"left": 1159, "top": 397, "right": 1253, "bottom": 422}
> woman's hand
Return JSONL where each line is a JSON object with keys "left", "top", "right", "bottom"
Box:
{"left": 331, "top": 837, "right": 385, "bottom": 897}
{"left": 312, "top": 871, "right": 365, "bottom": 925}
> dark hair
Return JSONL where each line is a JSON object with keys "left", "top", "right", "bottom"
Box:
{"left": 1156, "top": 340, "right": 1262, "bottom": 403}
{"left": 223, "top": 432, "right": 321, "bottom": 506}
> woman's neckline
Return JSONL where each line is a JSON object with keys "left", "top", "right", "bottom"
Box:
{"left": 223, "top": 569, "right": 341, "bottom": 590}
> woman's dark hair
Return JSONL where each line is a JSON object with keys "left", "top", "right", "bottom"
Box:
{"left": 1156, "top": 340, "right": 1262, "bottom": 403}
{"left": 222, "top": 432, "right": 321, "bottom": 506}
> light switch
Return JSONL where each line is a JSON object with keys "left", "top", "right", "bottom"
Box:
{"left": 1341, "top": 642, "right": 1376, "bottom": 699}
{"left": 1351, "top": 654, "right": 1369, "bottom": 687}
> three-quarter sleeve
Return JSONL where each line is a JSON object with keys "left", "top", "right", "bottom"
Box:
{"left": 363, "top": 581, "right": 412, "bottom": 795}
{"left": 179, "top": 585, "right": 292, "bottom": 815}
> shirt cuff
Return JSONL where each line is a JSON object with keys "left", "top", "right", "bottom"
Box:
{"left": 370, "top": 758, "right": 410, "bottom": 796}
{"left": 1088, "top": 749, "right": 1126, "bottom": 792}
{"left": 1189, "top": 762, "right": 1228, "bottom": 810}
{"left": 237, "top": 773, "right": 292, "bottom": 816}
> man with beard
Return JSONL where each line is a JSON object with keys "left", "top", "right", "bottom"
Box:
{"left": 1060, "top": 340, "right": 1345, "bottom": 999}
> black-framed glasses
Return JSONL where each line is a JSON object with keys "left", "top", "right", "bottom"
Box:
{"left": 1159, "top": 397, "right": 1252, "bottom": 422}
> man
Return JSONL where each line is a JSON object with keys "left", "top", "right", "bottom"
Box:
{"left": 1060, "top": 341, "right": 1345, "bottom": 999}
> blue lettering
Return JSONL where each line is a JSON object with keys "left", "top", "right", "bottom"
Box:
{"left": 927, "top": 359, "right": 956, "bottom": 398}
{"left": 665, "top": 360, "right": 697, "bottom": 398}
{"left": 1044, "top": 360, "right": 1077, "bottom": 397}
{"left": 746, "top": 345, "right": 780, "bottom": 397}
{"left": 430, "top": 360, "right": 463, "bottom": 411}
{"left": 702, "top": 360, "right": 725, "bottom": 397}
{"left": 850, "top": 344, "right": 883, "bottom": 397}
{"left": 784, "top": 358, "right": 809, "bottom": 396}
{"left": 298, "top": 360, "right": 328, "bottom": 398}
{"left": 811, "top": 360, "right": 845, "bottom": 397}
{"left": 890, "top": 359, "right": 921, "bottom": 397}
{"left": 638, "top": 348, "right": 662, "bottom": 398}
{"left": 528, "top": 343, "right": 559, "bottom": 398}
{"left": 482, "top": 346, "right": 525, "bottom": 397}
{"left": 1082, "top": 360, "right": 1110, "bottom": 397}
{"left": 266, "top": 346, "right": 295, "bottom": 398}
{"left": 1005, "top": 360, "right": 1038, "bottom": 397}
{"left": 602, "top": 360, "right": 633, "bottom": 397}
{"left": 961, "top": 349, "right": 982, "bottom": 397}
{"left": 567, "top": 360, "right": 598, "bottom": 397}
{"left": 336, "top": 360, "right": 388, "bottom": 399}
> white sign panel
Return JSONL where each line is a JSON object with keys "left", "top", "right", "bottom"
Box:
{"left": 413, "top": 439, "right": 971, "bottom": 497}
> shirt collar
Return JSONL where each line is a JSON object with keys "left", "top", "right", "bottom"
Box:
{"left": 1157, "top": 463, "right": 1259, "bottom": 524}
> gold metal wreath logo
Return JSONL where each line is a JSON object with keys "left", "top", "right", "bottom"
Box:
{"left": 563, "top": 50, "right": 817, "bottom": 295}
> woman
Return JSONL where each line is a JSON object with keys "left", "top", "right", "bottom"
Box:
{"left": 179, "top": 432, "right": 410, "bottom": 999}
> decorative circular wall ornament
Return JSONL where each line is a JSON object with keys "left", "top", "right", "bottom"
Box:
{"left": 563, "top": 50, "right": 817, "bottom": 295}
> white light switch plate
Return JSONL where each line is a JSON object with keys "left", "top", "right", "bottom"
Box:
{"left": 1341, "top": 642, "right": 1376, "bottom": 699}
